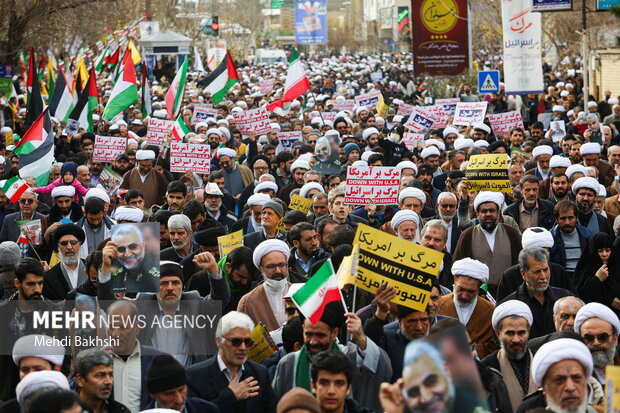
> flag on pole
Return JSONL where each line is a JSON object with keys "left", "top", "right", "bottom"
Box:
{"left": 2, "top": 176, "right": 29, "bottom": 203}
{"left": 141, "top": 63, "right": 151, "bottom": 119}
{"left": 94, "top": 45, "right": 109, "bottom": 73}
{"left": 376, "top": 93, "right": 388, "bottom": 118}
{"left": 291, "top": 260, "right": 344, "bottom": 324}
{"left": 172, "top": 115, "right": 190, "bottom": 141}
{"left": 105, "top": 47, "right": 120, "bottom": 71}
{"left": 72, "top": 58, "right": 89, "bottom": 94}
{"left": 194, "top": 46, "right": 205, "bottom": 72}
{"left": 128, "top": 40, "right": 142, "bottom": 65}
{"left": 102, "top": 50, "right": 138, "bottom": 121}
{"left": 202, "top": 51, "right": 238, "bottom": 105}
{"left": 25, "top": 47, "right": 44, "bottom": 129}
{"left": 46, "top": 57, "right": 56, "bottom": 99}
{"left": 49, "top": 68, "right": 74, "bottom": 122}
{"left": 164, "top": 57, "right": 188, "bottom": 120}
{"left": 266, "top": 47, "right": 309, "bottom": 113}
{"left": 16, "top": 108, "right": 55, "bottom": 186}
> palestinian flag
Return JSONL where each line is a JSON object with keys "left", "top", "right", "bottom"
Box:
{"left": 141, "top": 63, "right": 151, "bottom": 119}
{"left": 94, "top": 45, "right": 109, "bottom": 73}
{"left": 266, "top": 48, "right": 309, "bottom": 113}
{"left": 291, "top": 260, "right": 343, "bottom": 325}
{"left": 16, "top": 108, "right": 55, "bottom": 186}
{"left": 164, "top": 56, "right": 188, "bottom": 120}
{"left": 68, "top": 67, "right": 98, "bottom": 132}
{"left": 202, "top": 51, "right": 238, "bottom": 104}
{"left": 105, "top": 47, "right": 120, "bottom": 71}
{"left": 102, "top": 50, "right": 138, "bottom": 121}
{"left": 49, "top": 68, "right": 74, "bottom": 122}
{"left": 172, "top": 115, "right": 189, "bottom": 141}
{"left": 2, "top": 176, "right": 29, "bottom": 203}
{"left": 25, "top": 47, "right": 44, "bottom": 129}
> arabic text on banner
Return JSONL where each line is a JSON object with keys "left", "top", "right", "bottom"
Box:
{"left": 217, "top": 230, "right": 243, "bottom": 258}
{"left": 605, "top": 365, "right": 620, "bottom": 412}
{"left": 453, "top": 102, "right": 488, "bottom": 126}
{"left": 435, "top": 98, "right": 460, "bottom": 116}
{"left": 146, "top": 118, "right": 175, "bottom": 147}
{"left": 465, "top": 153, "right": 511, "bottom": 192}
{"left": 332, "top": 99, "right": 355, "bottom": 112}
{"left": 501, "top": 0, "right": 544, "bottom": 94}
{"left": 345, "top": 166, "right": 401, "bottom": 205}
{"left": 403, "top": 107, "right": 437, "bottom": 133}
{"left": 248, "top": 322, "right": 278, "bottom": 362}
{"left": 354, "top": 90, "right": 380, "bottom": 109}
{"left": 278, "top": 131, "right": 302, "bottom": 153}
{"left": 353, "top": 224, "right": 443, "bottom": 311}
{"left": 259, "top": 79, "right": 275, "bottom": 95}
{"left": 288, "top": 194, "right": 313, "bottom": 214}
{"left": 170, "top": 142, "right": 211, "bottom": 174}
{"left": 232, "top": 107, "right": 272, "bottom": 136}
{"left": 401, "top": 132, "right": 426, "bottom": 151}
{"left": 488, "top": 111, "right": 524, "bottom": 138}
{"left": 396, "top": 102, "right": 415, "bottom": 117}
{"left": 93, "top": 136, "right": 127, "bottom": 163}
{"left": 191, "top": 103, "right": 217, "bottom": 125}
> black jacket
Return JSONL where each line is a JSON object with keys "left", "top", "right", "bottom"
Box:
{"left": 363, "top": 315, "right": 409, "bottom": 383}
{"left": 43, "top": 261, "right": 87, "bottom": 301}
{"left": 288, "top": 247, "right": 331, "bottom": 277}
{"left": 503, "top": 198, "right": 556, "bottom": 230}
{"left": 142, "top": 397, "right": 220, "bottom": 413}
{"left": 496, "top": 262, "right": 575, "bottom": 302}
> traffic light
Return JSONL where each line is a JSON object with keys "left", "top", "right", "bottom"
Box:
{"left": 211, "top": 16, "right": 219, "bottom": 36}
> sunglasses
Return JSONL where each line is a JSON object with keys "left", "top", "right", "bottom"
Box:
{"left": 223, "top": 336, "right": 254, "bottom": 347}
{"left": 583, "top": 333, "right": 611, "bottom": 343}
{"left": 285, "top": 307, "right": 299, "bottom": 315}
{"left": 116, "top": 243, "right": 139, "bottom": 253}
{"left": 59, "top": 240, "right": 80, "bottom": 246}
{"left": 19, "top": 199, "right": 35, "bottom": 204}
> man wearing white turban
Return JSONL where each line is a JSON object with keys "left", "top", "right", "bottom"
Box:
{"left": 218, "top": 147, "right": 254, "bottom": 198}
{"left": 120, "top": 148, "right": 168, "bottom": 208}
{"left": 237, "top": 239, "right": 291, "bottom": 331}
{"left": 438, "top": 258, "right": 498, "bottom": 359}
{"left": 571, "top": 177, "right": 615, "bottom": 237}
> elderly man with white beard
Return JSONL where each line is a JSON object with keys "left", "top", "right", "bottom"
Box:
{"left": 43, "top": 223, "right": 88, "bottom": 301}
{"left": 435, "top": 192, "right": 460, "bottom": 253}
{"left": 573, "top": 302, "right": 620, "bottom": 386}
{"left": 160, "top": 214, "right": 200, "bottom": 263}
{"left": 390, "top": 210, "right": 422, "bottom": 243}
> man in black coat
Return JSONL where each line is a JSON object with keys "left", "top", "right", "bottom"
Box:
{"left": 186, "top": 311, "right": 275, "bottom": 413}
{"left": 43, "top": 223, "right": 88, "bottom": 301}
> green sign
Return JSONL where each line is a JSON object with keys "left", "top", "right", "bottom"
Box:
{"left": 271, "top": 0, "right": 283, "bottom": 8}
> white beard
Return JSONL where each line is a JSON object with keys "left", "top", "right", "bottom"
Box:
{"left": 545, "top": 395, "right": 588, "bottom": 413}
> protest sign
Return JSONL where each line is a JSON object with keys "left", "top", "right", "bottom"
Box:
{"left": 465, "top": 153, "right": 511, "bottom": 192}
{"left": 146, "top": 118, "right": 174, "bottom": 147}
{"left": 453, "top": 102, "right": 488, "bottom": 126}
{"left": 403, "top": 108, "right": 437, "bottom": 133}
{"left": 17, "top": 219, "right": 42, "bottom": 246}
{"left": 93, "top": 135, "right": 126, "bottom": 163}
{"left": 232, "top": 107, "right": 272, "bottom": 135}
{"left": 190, "top": 103, "right": 217, "bottom": 125}
{"left": 353, "top": 224, "right": 443, "bottom": 311}
{"left": 278, "top": 131, "right": 302, "bottom": 152}
{"left": 259, "top": 79, "right": 275, "bottom": 95}
{"left": 289, "top": 194, "right": 313, "bottom": 214}
{"left": 321, "top": 112, "right": 337, "bottom": 124}
{"left": 425, "top": 105, "right": 449, "bottom": 129}
{"left": 97, "top": 166, "right": 123, "bottom": 196}
{"left": 549, "top": 120, "right": 567, "bottom": 143}
{"left": 401, "top": 132, "right": 426, "bottom": 151}
{"left": 170, "top": 142, "right": 211, "bottom": 174}
{"left": 370, "top": 72, "right": 383, "bottom": 82}
{"left": 354, "top": 90, "right": 380, "bottom": 109}
{"left": 65, "top": 119, "right": 80, "bottom": 136}
{"left": 217, "top": 230, "right": 243, "bottom": 258}
{"left": 332, "top": 99, "right": 355, "bottom": 112}
{"left": 248, "top": 322, "right": 278, "bottom": 363}
{"left": 345, "top": 166, "right": 401, "bottom": 205}
{"left": 488, "top": 111, "right": 524, "bottom": 138}
{"left": 396, "top": 102, "right": 415, "bottom": 117}
{"left": 605, "top": 366, "right": 620, "bottom": 413}
{"left": 435, "top": 98, "right": 460, "bottom": 116}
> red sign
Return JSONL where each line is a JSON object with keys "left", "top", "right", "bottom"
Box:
{"left": 411, "top": 0, "right": 469, "bottom": 76}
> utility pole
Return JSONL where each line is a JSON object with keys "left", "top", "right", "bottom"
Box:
{"left": 581, "top": 0, "right": 589, "bottom": 105}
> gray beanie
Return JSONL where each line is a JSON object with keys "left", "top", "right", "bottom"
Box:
{"left": 0, "top": 241, "right": 20, "bottom": 267}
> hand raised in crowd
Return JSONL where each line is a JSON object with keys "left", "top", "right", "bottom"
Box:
{"left": 228, "top": 374, "right": 260, "bottom": 400}
{"left": 374, "top": 282, "right": 397, "bottom": 321}
{"left": 379, "top": 379, "right": 405, "bottom": 413}
{"left": 345, "top": 312, "right": 367, "bottom": 350}
{"left": 101, "top": 241, "right": 118, "bottom": 275}
{"left": 612, "top": 298, "right": 620, "bottom": 310}
{"left": 193, "top": 251, "right": 219, "bottom": 275}
{"left": 457, "top": 178, "right": 469, "bottom": 200}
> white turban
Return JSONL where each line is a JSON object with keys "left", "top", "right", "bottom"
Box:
{"left": 454, "top": 138, "right": 474, "bottom": 151}
{"left": 393, "top": 115, "right": 404, "bottom": 123}
{"left": 16, "top": 370, "right": 70, "bottom": 406}
{"left": 298, "top": 153, "right": 313, "bottom": 163}
{"left": 473, "top": 123, "right": 491, "bottom": 134}
{"left": 51, "top": 185, "right": 75, "bottom": 198}
{"left": 574, "top": 302, "right": 620, "bottom": 334}
{"left": 362, "top": 127, "right": 379, "bottom": 141}
{"left": 355, "top": 106, "right": 368, "bottom": 115}
{"left": 396, "top": 161, "right": 418, "bottom": 174}
{"left": 421, "top": 146, "right": 440, "bottom": 159}
{"left": 351, "top": 160, "right": 367, "bottom": 167}
{"left": 270, "top": 123, "right": 281, "bottom": 131}
{"left": 361, "top": 151, "right": 376, "bottom": 162}
{"left": 299, "top": 182, "right": 325, "bottom": 198}
{"left": 443, "top": 127, "right": 459, "bottom": 138}
{"left": 254, "top": 181, "right": 278, "bottom": 194}
{"left": 571, "top": 177, "right": 600, "bottom": 195}
{"left": 391, "top": 210, "right": 421, "bottom": 230}
{"left": 492, "top": 300, "right": 533, "bottom": 330}
{"left": 521, "top": 227, "right": 554, "bottom": 248}
{"left": 195, "top": 122, "right": 209, "bottom": 132}
{"left": 426, "top": 139, "right": 446, "bottom": 151}
{"left": 399, "top": 187, "right": 426, "bottom": 205}
{"left": 136, "top": 150, "right": 156, "bottom": 160}
{"left": 218, "top": 147, "right": 237, "bottom": 159}
{"left": 12, "top": 334, "right": 65, "bottom": 367}
{"left": 549, "top": 155, "right": 571, "bottom": 169}
{"left": 598, "top": 184, "right": 607, "bottom": 197}
{"left": 247, "top": 193, "right": 271, "bottom": 207}
{"left": 253, "top": 239, "right": 290, "bottom": 269}
{"left": 532, "top": 145, "right": 553, "bottom": 158}
{"left": 114, "top": 206, "right": 144, "bottom": 222}
{"left": 451, "top": 258, "right": 489, "bottom": 284}
{"left": 474, "top": 140, "right": 489, "bottom": 148}
{"left": 206, "top": 128, "right": 222, "bottom": 137}
{"left": 566, "top": 164, "right": 587, "bottom": 180}
{"left": 84, "top": 188, "right": 110, "bottom": 203}
{"left": 552, "top": 105, "right": 565, "bottom": 112}
{"left": 531, "top": 338, "right": 593, "bottom": 386}
{"left": 587, "top": 101, "right": 597, "bottom": 109}
{"left": 290, "top": 160, "right": 311, "bottom": 174}
{"left": 473, "top": 191, "right": 504, "bottom": 211}
{"left": 153, "top": 109, "right": 168, "bottom": 119}
{"left": 580, "top": 142, "right": 601, "bottom": 155}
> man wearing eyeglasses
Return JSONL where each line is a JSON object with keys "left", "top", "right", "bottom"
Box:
{"left": 42, "top": 224, "right": 88, "bottom": 301}
{"left": 186, "top": 311, "right": 275, "bottom": 413}
{"left": 0, "top": 189, "right": 46, "bottom": 258}
{"left": 573, "top": 302, "right": 620, "bottom": 386}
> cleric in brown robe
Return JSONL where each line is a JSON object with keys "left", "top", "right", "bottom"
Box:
{"left": 120, "top": 149, "right": 168, "bottom": 208}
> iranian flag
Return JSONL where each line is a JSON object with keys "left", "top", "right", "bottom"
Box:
{"left": 2, "top": 176, "right": 29, "bottom": 203}
{"left": 291, "top": 260, "right": 344, "bottom": 325}
{"left": 102, "top": 50, "right": 138, "bottom": 121}
{"left": 266, "top": 47, "right": 309, "bottom": 113}
{"left": 164, "top": 57, "right": 188, "bottom": 120}
{"left": 202, "top": 51, "right": 239, "bottom": 104}
{"left": 172, "top": 115, "right": 189, "bottom": 141}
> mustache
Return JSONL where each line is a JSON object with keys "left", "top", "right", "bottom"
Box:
{"left": 417, "top": 395, "right": 444, "bottom": 411}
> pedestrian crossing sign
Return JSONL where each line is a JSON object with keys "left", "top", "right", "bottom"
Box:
{"left": 478, "top": 70, "right": 500, "bottom": 93}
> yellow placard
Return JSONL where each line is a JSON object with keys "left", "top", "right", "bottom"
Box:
{"left": 337, "top": 244, "right": 360, "bottom": 289}
{"left": 376, "top": 93, "right": 389, "bottom": 118}
{"left": 465, "top": 153, "right": 511, "bottom": 193}
{"left": 49, "top": 251, "right": 61, "bottom": 268}
{"left": 288, "top": 194, "right": 313, "bottom": 214}
{"left": 217, "top": 230, "right": 243, "bottom": 258}
{"left": 606, "top": 365, "right": 620, "bottom": 412}
{"left": 353, "top": 224, "right": 443, "bottom": 311}
{"left": 276, "top": 218, "right": 287, "bottom": 232}
{"left": 248, "top": 322, "right": 278, "bottom": 363}
{"left": 4, "top": 131, "right": 14, "bottom": 146}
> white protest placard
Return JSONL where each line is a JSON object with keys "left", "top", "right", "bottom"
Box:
{"left": 333, "top": 99, "right": 355, "bottom": 112}
{"left": 396, "top": 103, "right": 415, "bottom": 117}
{"left": 93, "top": 136, "right": 127, "bottom": 163}
{"left": 453, "top": 102, "right": 488, "bottom": 126}
{"left": 435, "top": 98, "right": 460, "bottom": 116}
{"left": 345, "top": 166, "right": 401, "bottom": 205}
{"left": 170, "top": 143, "right": 211, "bottom": 174}
{"left": 401, "top": 132, "right": 426, "bottom": 151}
{"left": 232, "top": 107, "right": 272, "bottom": 136}
{"left": 425, "top": 105, "right": 449, "bottom": 129}
{"left": 354, "top": 90, "right": 381, "bottom": 109}
{"left": 278, "top": 131, "right": 302, "bottom": 152}
{"left": 191, "top": 103, "right": 217, "bottom": 125}
{"left": 403, "top": 108, "right": 437, "bottom": 133}
{"left": 321, "top": 112, "right": 337, "bottom": 124}
{"left": 146, "top": 118, "right": 175, "bottom": 147}
{"left": 259, "top": 79, "right": 275, "bottom": 95}
{"left": 488, "top": 111, "right": 524, "bottom": 138}
{"left": 370, "top": 72, "right": 383, "bottom": 82}
{"left": 549, "top": 121, "right": 567, "bottom": 143}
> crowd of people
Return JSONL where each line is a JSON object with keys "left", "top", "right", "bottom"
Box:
{"left": 0, "top": 50, "right": 619, "bottom": 413}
